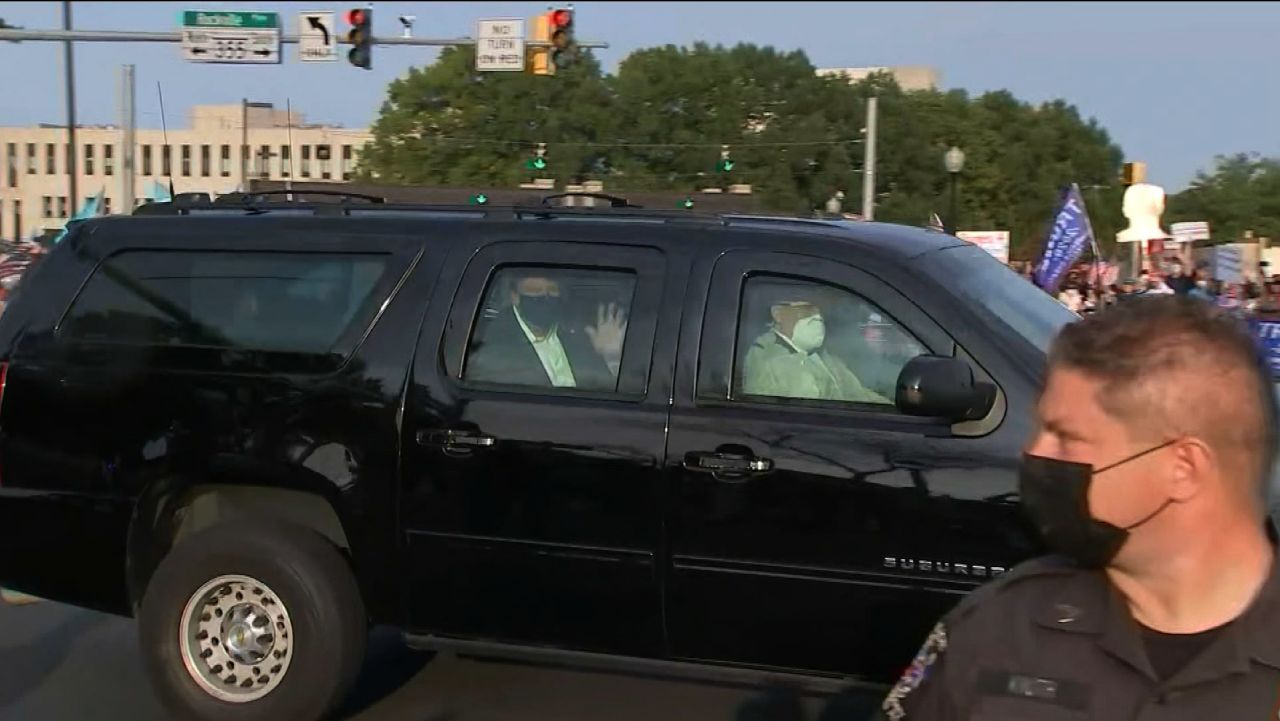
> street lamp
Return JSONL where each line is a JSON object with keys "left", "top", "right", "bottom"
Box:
{"left": 944, "top": 146, "right": 965, "bottom": 235}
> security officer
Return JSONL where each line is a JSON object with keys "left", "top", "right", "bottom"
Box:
{"left": 878, "top": 295, "right": 1280, "bottom": 720}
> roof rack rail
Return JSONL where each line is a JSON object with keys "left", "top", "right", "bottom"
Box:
{"left": 540, "top": 192, "right": 635, "bottom": 208}
{"left": 216, "top": 189, "right": 386, "bottom": 204}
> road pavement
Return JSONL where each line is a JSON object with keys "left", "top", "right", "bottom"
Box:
{"left": 0, "top": 599, "right": 881, "bottom": 721}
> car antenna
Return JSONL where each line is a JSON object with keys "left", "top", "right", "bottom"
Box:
{"left": 157, "top": 82, "right": 175, "bottom": 200}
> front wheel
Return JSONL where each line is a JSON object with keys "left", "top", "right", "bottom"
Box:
{"left": 140, "top": 520, "right": 367, "bottom": 721}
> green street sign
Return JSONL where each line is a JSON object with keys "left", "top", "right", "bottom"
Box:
{"left": 181, "top": 10, "right": 281, "bottom": 64}
{"left": 182, "top": 10, "right": 280, "bottom": 29}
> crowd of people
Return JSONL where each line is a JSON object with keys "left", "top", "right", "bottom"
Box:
{"left": 1009, "top": 258, "right": 1280, "bottom": 317}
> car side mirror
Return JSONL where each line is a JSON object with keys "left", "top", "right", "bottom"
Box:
{"left": 895, "top": 355, "right": 996, "bottom": 422}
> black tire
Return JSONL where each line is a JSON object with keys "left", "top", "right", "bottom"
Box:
{"left": 139, "top": 520, "right": 367, "bottom": 721}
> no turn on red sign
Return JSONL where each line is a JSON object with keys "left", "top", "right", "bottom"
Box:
{"left": 476, "top": 18, "right": 526, "bottom": 72}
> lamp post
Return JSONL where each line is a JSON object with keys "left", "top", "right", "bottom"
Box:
{"left": 944, "top": 146, "right": 965, "bottom": 235}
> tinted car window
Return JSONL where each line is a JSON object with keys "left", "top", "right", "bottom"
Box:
{"left": 931, "top": 243, "right": 1078, "bottom": 352}
{"left": 734, "top": 275, "right": 926, "bottom": 406}
{"left": 463, "top": 266, "right": 637, "bottom": 393}
{"left": 61, "top": 250, "right": 392, "bottom": 355}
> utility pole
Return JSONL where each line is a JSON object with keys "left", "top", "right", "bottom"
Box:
{"left": 62, "top": 1, "right": 78, "bottom": 213}
{"left": 240, "top": 97, "right": 248, "bottom": 191}
{"left": 861, "top": 96, "right": 878, "bottom": 221}
{"left": 119, "top": 64, "right": 136, "bottom": 212}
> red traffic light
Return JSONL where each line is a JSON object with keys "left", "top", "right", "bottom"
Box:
{"left": 346, "top": 8, "right": 367, "bottom": 26}
{"left": 550, "top": 9, "right": 573, "bottom": 28}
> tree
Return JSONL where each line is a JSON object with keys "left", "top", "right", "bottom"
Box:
{"left": 853, "top": 83, "right": 1124, "bottom": 260}
{"left": 1168, "top": 153, "right": 1280, "bottom": 244}
{"left": 359, "top": 42, "right": 1127, "bottom": 258}
{"left": 357, "top": 46, "right": 614, "bottom": 186}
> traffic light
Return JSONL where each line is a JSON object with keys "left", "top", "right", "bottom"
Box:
{"left": 717, "top": 145, "right": 735, "bottom": 173}
{"left": 469, "top": 193, "right": 489, "bottom": 205}
{"left": 345, "top": 7, "right": 372, "bottom": 69}
{"left": 549, "top": 8, "right": 575, "bottom": 69}
{"left": 679, "top": 197, "right": 695, "bottom": 210}
{"left": 531, "top": 11, "right": 554, "bottom": 76}
{"left": 525, "top": 143, "right": 548, "bottom": 172}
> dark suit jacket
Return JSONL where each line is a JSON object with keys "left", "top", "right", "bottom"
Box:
{"left": 465, "top": 308, "right": 615, "bottom": 391}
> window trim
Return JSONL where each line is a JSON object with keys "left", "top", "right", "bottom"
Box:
{"left": 440, "top": 241, "right": 666, "bottom": 402}
{"left": 696, "top": 250, "right": 955, "bottom": 418}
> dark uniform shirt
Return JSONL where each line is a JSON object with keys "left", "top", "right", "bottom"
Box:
{"left": 878, "top": 553, "right": 1280, "bottom": 720}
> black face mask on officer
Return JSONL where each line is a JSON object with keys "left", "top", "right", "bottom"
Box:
{"left": 1018, "top": 439, "right": 1179, "bottom": 569}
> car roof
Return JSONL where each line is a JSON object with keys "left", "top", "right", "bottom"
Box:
{"left": 90, "top": 201, "right": 968, "bottom": 261}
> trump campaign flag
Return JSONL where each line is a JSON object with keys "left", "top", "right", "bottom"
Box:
{"left": 1033, "top": 183, "right": 1096, "bottom": 293}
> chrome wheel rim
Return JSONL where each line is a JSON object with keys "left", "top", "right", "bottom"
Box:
{"left": 178, "top": 574, "right": 294, "bottom": 702}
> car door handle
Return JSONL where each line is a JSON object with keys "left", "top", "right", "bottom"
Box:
{"left": 416, "top": 430, "right": 497, "bottom": 448}
{"left": 683, "top": 451, "right": 772, "bottom": 474}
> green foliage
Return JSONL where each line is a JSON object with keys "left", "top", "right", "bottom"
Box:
{"left": 1167, "top": 153, "right": 1280, "bottom": 244}
{"left": 359, "top": 43, "right": 1126, "bottom": 259}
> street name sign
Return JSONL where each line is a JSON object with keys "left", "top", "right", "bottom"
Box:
{"left": 182, "top": 10, "right": 281, "bottom": 64}
{"left": 476, "top": 18, "right": 525, "bottom": 72}
{"left": 298, "top": 11, "right": 337, "bottom": 62}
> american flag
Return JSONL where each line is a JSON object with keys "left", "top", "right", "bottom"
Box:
{"left": 0, "top": 254, "right": 34, "bottom": 280}
{"left": 0, "top": 238, "right": 45, "bottom": 280}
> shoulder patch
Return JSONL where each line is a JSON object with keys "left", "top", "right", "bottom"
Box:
{"left": 881, "top": 621, "right": 948, "bottom": 721}
{"left": 945, "top": 555, "right": 1078, "bottom": 624}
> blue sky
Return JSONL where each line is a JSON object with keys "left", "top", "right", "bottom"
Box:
{"left": 2, "top": 1, "right": 1278, "bottom": 190}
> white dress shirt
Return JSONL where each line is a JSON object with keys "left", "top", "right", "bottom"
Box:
{"left": 515, "top": 306, "right": 578, "bottom": 388}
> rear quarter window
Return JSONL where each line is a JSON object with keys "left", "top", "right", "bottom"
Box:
{"left": 58, "top": 250, "right": 396, "bottom": 361}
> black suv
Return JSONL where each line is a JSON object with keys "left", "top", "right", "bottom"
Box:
{"left": 0, "top": 194, "right": 1075, "bottom": 721}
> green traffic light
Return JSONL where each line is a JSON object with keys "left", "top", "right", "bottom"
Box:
{"left": 527, "top": 156, "right": 548, "bottom": 171}
{"left": 680, "top": 198, "right": 694, "bottom": 210}
{"left": 718, "top": 159, "right": 735, "bottom": 172}
{"left": 470, "top": 193, "right": 488, "bottom": 205}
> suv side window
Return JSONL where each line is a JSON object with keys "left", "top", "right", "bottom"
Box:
{"left": 463, "top": 265, "right": 637, "bottom": 393}
{"left": 734, "top": 274, "right": 926, "bottom": 407}
{"left": 61, "top": 250, "right": 394, "bottom": 356}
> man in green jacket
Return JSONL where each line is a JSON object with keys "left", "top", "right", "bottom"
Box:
{"left": 742, "top": 296, "right": 888, "bottom": 405}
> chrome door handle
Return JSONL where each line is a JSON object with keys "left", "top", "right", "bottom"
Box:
{"left": 417, "top": 430, "right": 497, "bottom": 448}
{"left": 683, "top": 452, "right": 772, "bottom": 474}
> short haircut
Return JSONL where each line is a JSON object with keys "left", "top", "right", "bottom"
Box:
{"left": 1048, "top": 295, "right": 1278, "bottom": 502}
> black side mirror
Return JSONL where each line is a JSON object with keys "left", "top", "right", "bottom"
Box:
{"left": 895, "top": 355, "right": 996, "bottom": 422}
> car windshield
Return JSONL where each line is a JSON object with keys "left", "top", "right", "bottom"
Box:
{"left": 926, "top": 243, "right": 1078, "bottom": 352}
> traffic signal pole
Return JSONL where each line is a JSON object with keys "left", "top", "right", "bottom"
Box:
{"left": 0, "top": 27, "right": 609, "bottom": 49}
{"left": 61, "top": 2, "right": 79, "bottom": 212}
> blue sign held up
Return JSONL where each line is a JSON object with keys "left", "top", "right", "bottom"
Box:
{"left": 1251, "top": 319, "right": 1280, "bottom": 378}
{"left": 1034, "top": 183, "right": 1097, "bottom": 294}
